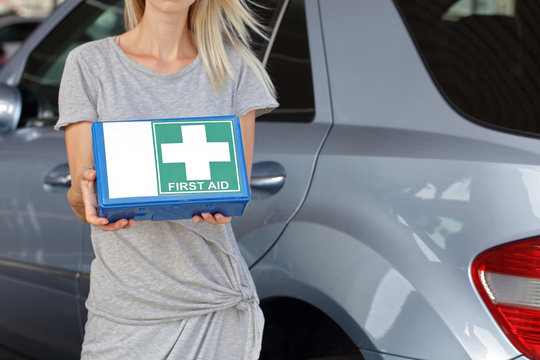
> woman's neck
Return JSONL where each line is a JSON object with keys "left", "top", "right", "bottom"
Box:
{"left": 117, "top": 3, "right": 198, "bottom": 74}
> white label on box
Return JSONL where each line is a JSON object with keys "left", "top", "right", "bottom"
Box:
{"left": 102, "top": 122, "right": 158, "bottom": 199}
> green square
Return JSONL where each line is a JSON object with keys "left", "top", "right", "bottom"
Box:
{"left": 152, "top": 120, "right": 241, "bottom": 195}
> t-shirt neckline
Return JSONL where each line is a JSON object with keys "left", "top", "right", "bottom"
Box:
{"left": 107, "top": 36, "right": 201, "bottom": 79}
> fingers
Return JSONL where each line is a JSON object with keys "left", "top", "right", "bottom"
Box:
{"left": 79, "top": 167, "right": 136, "bottom": 231}
{"left": 80, "top": 170, "right": 103, "bottom": 226}
{"left": 192, "top": 212, "right": 232, "bottom": 225}
{"left": 86, "top": 213, "right": 109, "bottom": 226}
{"left": 98, "top": 218, "right": 136, "bottom": 231}
{"left": 213, "top": 213, "right": 232, "bottom": 224}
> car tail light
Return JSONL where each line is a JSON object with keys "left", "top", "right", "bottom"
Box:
{"left": 471, "top": 238, "right": 540, "bottom": 359}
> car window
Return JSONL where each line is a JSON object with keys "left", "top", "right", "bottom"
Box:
{"left": 0, "top": 21, "right": 40, "bottom": 42}
{"left": 259, "top": 0, "right": 315, "bottom": 123}
{"left": 394, "top": 0, "right": 540, "bottom": 136}
{"left": 18, "top": 0, "right": 124, "bottom": 127}
{"left": 250, "top": 0, "right": 284, "bottom": 58}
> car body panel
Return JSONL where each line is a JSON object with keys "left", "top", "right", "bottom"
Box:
{"left": 0, "top": 127, "right": 82, "bottom": 270}
{"left": 0, "top": 125, "right": 83, "bottom": 357}
{"left": 265, "top": 148, "right": 539, "bottom": 359}
{"left": 0, "top": 269, "right": 81, "bottom": 360}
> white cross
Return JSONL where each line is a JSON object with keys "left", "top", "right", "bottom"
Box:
{"left": 160, "top": 125, "right": 231, "bottom": 180}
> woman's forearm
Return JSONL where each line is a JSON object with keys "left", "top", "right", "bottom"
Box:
{"left": 67, "top": 184, "right": 86, "bottom": 222}
{"left": 65, "top": 121, "right": 94, "bottom": 223}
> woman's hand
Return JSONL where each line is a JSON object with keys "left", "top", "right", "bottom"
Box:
{"left": 65, "top": 122, "right": 135, "bottom": 231}
{"left": 81, "top": 167, "right": 136, "bottom": 231}
{"left": 190, "top": 111, "right": 254, "bottom": 226}
{"left": 192, "top": 213, "right": 231, "bottom": 225}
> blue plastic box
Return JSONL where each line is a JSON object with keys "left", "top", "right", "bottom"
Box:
{"left": 92, "top": 116, "right": 250, "bottom": 221}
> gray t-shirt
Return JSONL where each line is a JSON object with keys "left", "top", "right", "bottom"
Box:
{"left": 56, "top": 37, "right": 277, "bottom": 325}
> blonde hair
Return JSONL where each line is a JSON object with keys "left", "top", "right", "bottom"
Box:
{"left": 124, "top": 0, "right": 275, "bottom": 97}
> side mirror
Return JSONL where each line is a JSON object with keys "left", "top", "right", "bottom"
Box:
{"left": 0, "top": 83, "right": 21, "bottom": 133}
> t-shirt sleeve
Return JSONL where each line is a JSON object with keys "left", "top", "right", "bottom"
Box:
{"left": 54, "top": 51, "right": 98, "bottom": 131}
{"left": 233, "top": 60, "right": 279, "bottom": 118}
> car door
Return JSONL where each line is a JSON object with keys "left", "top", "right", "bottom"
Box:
{"left": 0, "top": 1, "right": 124, "bottom": 358}
{"left": 233, "top": 0, "right": 332, "bottom": 267}
{"left": 0, "top": 117, "right": 83, "bottom": 360}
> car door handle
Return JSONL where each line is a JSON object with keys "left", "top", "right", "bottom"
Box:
{"left": 250, "top": 161, "right": 286, "bottom": 199}
{"left": 44, "top": 163, "right": 71, "bottom": 187}
{"left": 251, "top": 175, "right": 285, "bottom": 188}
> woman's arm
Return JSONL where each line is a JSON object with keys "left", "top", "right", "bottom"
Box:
{"left": 192, "top": 110, "right": 255, "bottom": 225}
{"left": 239, "top": 110, "right": 255, "bottom": 181}
{"left": 65, "top": 121, "right": 93, "bottom": 222}
{"left": 65, "top": 121, "right": 136, "bottom": 231}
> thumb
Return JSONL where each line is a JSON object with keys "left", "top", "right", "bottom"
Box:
{"left": 82, "top": 167, "right": 96, "bottom": 182}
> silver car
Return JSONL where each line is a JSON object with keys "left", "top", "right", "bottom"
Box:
{"left": 0, "top": 0, "right": 539, "bottom": 359}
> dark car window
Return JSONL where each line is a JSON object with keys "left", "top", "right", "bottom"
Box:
{"left": 0, "top": 21, "right": 40, "bottom": 42}
{"left": 394, "top": 0, "right": 540, "bottom": 136}
{"left": 250, "top": 0, "right": 284, "bottom": 57}
{"left": 259, "top": 0, "right": 315, "bottom": 123}
{"left": 18, "top": 0, "right": 124, "bottom": 126}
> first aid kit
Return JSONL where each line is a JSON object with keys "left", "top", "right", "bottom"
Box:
{"left": 91, "top": 116, "right": 251, "bottom": 221}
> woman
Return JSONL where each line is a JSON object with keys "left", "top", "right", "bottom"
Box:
{"left": 55, "top": 0, "right": 278, "bottom": 358}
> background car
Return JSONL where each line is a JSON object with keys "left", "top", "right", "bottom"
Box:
{"left": 0, "top": 0, "right": 539, "bottom": 359}
{"left": 0, "top": 15, "right": 42, "bottom": 66}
